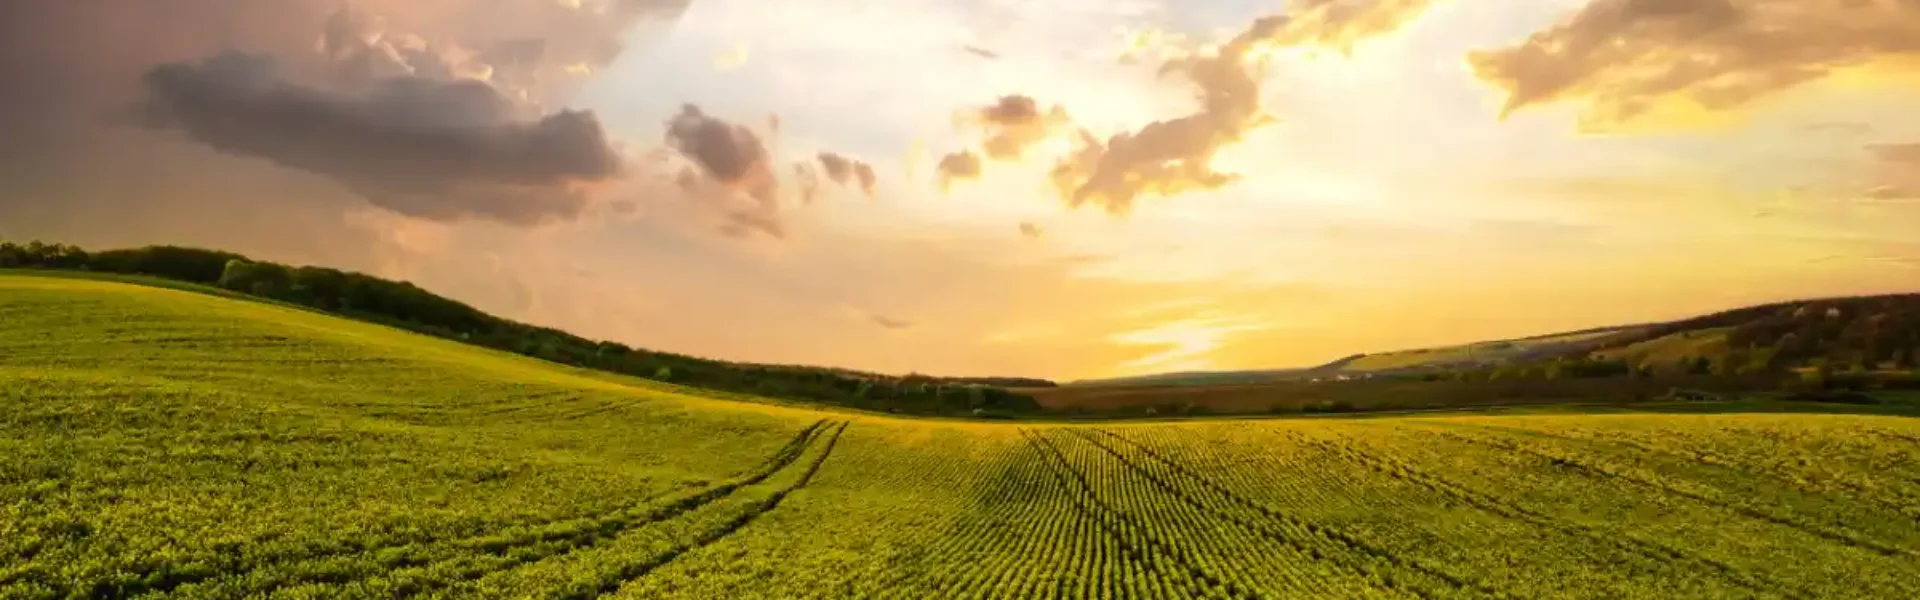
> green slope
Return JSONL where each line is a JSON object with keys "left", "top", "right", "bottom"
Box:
{"left": 1334, "top": 327, "right": 1642, "bottom": 373}
{"left": 2, "top": 238, "right": 1055, "bottom": 418}
{"left": 1595, "top": 327, "right": 1735, "bottom": 369}
{"left": 5, "top": 274, "right": 1920, "bottom": 598}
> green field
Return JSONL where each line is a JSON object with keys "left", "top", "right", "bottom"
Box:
{"left": 5, "top": 274, "right": 1920, "bottom": 599}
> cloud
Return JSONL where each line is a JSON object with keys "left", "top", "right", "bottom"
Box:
{"left": 962, "top": 45, "right": 1002, "bottom": 60}
{"left": 1469, "top": 0, "right": 1920, "bottom": 127}
{"left": 662, "top": 107, "right": 878, "bottom": 237}
{"left": 794, "top": 162, "right": 824, "bottom": 205}
{"left": 928, "top": 95, "right": 1072, "bottom": 199}
{"left": 1, "top": 0, "right": 694, "bottom": 236}
{"left": 1046, "top": 17, "right": 1285, "bottom": 214}
{"left": 936, "top": 151, "right": 983, "bottom": 192}
{"left": 667, "top": 104, "right": 775, "bottom": 200}
{"left": 869, "top": 313, "right": 914, "bottom": 330}
{"left": 1866, "top": 142, "right": 1920, "bottom": 201}
{"left": 1277, "top": 0, "right": 1448, "bottom": 52}
{"left": 1873, "top": 142, "right": 1920, "bottom": 164}
{"left": 1019, "top": 222, "right": 1043, "bottom": 239}
{"left": 963, "top": 95, "right": 1073, "bottom": 161}
{"left": 817, "top": 152, "right": 879, "bottom": 197}
{"left": 1043, "top": 2, "right": 1446, "bottom": 215}
{"left": 664, "top": 104, "right": 787, "bottom": 238}
{"left": 138, "top": 52, "right": 623, "bottom": 226}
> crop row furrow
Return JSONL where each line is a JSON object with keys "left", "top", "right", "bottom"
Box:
{"left": 1305, "top": 427, "right": 1800, "bottom": 599}
{"left": 1018, "top": 428, "right": 1244, "bottom": 600}
{"left": 1072, "top": 428, "right": 1485, "bottom": 600}
{"left": 1425, "top": 424, "right": 1913, "bottom": 559}
{"left": 1480, "top": 422, "right": 1920, "bottom": 522}
{"left": 922, "top": 434, "right": 1173, "bottom": 599}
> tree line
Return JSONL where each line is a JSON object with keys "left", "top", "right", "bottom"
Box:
{"left": 1, "top": 239, "right": 1051, "bottom": 416}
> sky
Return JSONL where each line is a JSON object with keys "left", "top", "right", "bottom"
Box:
{"left": 3, "top": 0, "right": 1920, "bottom": 381}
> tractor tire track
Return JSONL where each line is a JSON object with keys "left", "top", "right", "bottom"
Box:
{"left": 581, "top": 420, "right": 851, "bottom": 599}
{"left": 392, "top": 420, "right": 846, "bottom": 598}
{"left": 145, "top": 420, "right": 832, "bottom": 599}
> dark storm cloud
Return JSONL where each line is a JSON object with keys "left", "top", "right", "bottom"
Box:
{"left": 139, "top": 53, "right": 624, "bottom": 225}
{"left": 1470, "top": 0, "right": 1920, "bottom": 127}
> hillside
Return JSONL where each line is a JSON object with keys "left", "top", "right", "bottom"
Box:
{"left": 5, "top": 273, "right": 1920, "bottom": 598}
{"left": 1592, "top": 294, "right": 1920, "bottom": 374}
{"left": 0, "top": 240, "right": 1051, "bottom": 417}
{"left": 1067, "top": 326, "right": 1648, "bottom": 389}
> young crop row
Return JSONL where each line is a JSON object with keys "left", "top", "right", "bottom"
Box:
{"left": 0, "top": 379, "right": 843, "bottom": 600}
{"left": 535, "top": 415, "right": 1920, "bottom": 600}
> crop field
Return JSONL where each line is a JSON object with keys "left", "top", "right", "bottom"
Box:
{"left": 4, "top": 274, "right": 1920, "bottom": 599}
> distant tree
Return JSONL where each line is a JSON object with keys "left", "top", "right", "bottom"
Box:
{"left": 91, "top": 245, "right": 245, "bottom": 283}
{"left": 1713, "top": 350, "right": 1744, "bottom": 376}
{"left": 217, "top": 259, "right": 292, "bottom": 298}
{"left": 1687, "top": 356, "right": 1713, "bottom": 375}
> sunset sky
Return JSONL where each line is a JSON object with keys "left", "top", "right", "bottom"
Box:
{"left": 4, "top": 0, "right": 1920, "bottom": 380}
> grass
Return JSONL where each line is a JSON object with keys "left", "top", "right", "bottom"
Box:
{"left": 4, "top": 273, "right": 1919, "bottom": 598}
{"left": 1339, "top": 328, "right": 1630, "bottom": 373}
{"left": 1595, "top": 327, "right": 1734, "bottom": 368}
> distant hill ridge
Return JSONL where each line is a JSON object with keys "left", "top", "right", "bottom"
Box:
{"left": 8, "top": 238, "right": 1916, "bottom": 404}
{"left": 1072, "top": 293, "right": 1920, "bottom": 389}
{"left": 0, "top": 239, "right": 1052, "bottom": 417}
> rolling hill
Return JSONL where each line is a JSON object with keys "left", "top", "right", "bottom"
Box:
{"left": 0, "top": 240, "right": 1053, "bottom": 418}
{"left": 4, "top": 273, "right": 1920, "bottom": 598}
{"left": 1067, "top": 326, "right": 1650, "bottom": 388}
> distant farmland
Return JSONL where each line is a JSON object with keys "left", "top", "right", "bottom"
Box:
{"left": 4, "top": 274, "right": 1919, "bottom": 598}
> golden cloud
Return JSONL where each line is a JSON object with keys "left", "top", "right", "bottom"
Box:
{"left": 936, "top": 151, "right": 983, "bottom": 192}
{"left": 1470, "top": 0, "right": 1920, "bottom": 128}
